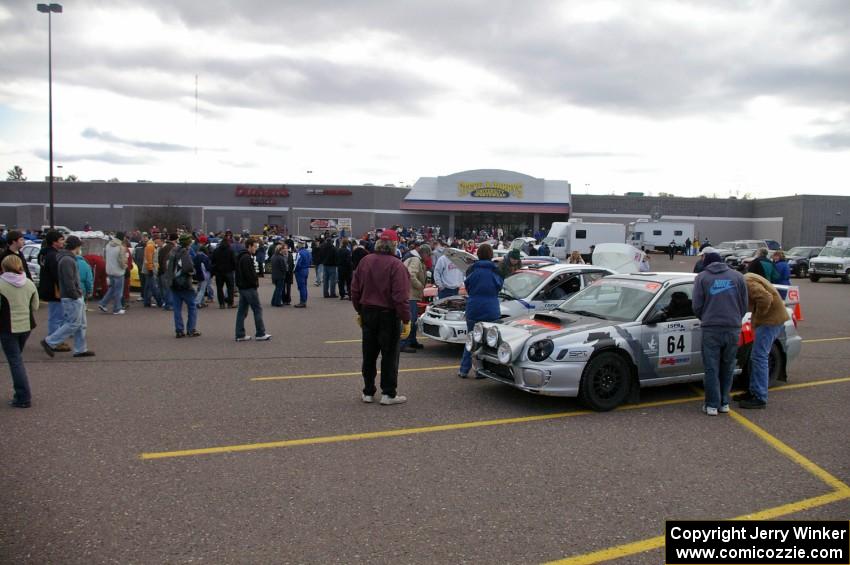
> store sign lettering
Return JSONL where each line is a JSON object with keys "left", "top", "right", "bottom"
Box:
{"left": 457, "top": 181, "right": 523, "bottom": 199}
{"left": 234, "top": 186, "right": 290, "bottom": 198}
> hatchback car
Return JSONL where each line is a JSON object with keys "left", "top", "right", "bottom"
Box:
{"left": 418, "top": 260, "right": 615, "bottom": 344}
{"left": 469, "top": 273, "right": 802, "bottom": 411}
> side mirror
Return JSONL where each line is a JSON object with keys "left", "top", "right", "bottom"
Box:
{"left": 645, "top": 311, "right": 667, "bottom": 325}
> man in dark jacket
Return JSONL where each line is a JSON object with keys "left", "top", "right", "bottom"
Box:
{"left": 167, "top": 234, "right": 200, "bottom": 338}
{"left": 693, "top": 251, "right": 748, "bottom": 416}
{"left": 211, "top": 238, "right": 236, "bottom": 308}
{"left": 270, "top": 243, "right": 286, "bottom": 307}
{"left": 38, "top": 231, "right": 69, "bottom": 349}
{"left": 1, "top": 231, "right": 32, "bottom": 280}
{"left": 336, "top": 238, "right": 353, "bottom": 300}
{"left": 321, "top": 238, "right": 338, "bottom": 298}
{"left": 747, "top": 248, "right": 778, "bottom": 282}
{"left": 351, "top": 229, "right": 411, "bottom": 405}
{"left": 41, "top": 236, "right": 94, "bottom": 358}
{"left": 234, "top": 238, "right": 271, "bottom": 342}
{"left": 158, "top": 234, "right": 176, "bottom": 311}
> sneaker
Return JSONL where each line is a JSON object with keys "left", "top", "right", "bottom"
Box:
{"left": 40, "top": 339, "right": 55, "bottom": 358}
{"left": 255, "top": 334, "right": 272, "bottom": 341}
{"left": 400, "top": 345, "right": 417, "bottom": 353}
{"left": 186, "top": 330, "right": 201, "bottom": 337}
{"left": 8, "top": 399, "right": 31, "bottom": 408}
{"left": 114, "top": 309, "right": 126, "bottom": 315}
{"left": 235, "top": 336, "right": 253, "bottom": 342}
{"left": 380, "top": 394, "right": 407, "bottom": 406}
{"left": 294, "top": 303, "right": 306, "bottom": 308}
{"left": 73, "top": 351, "right": 96, "bottom": 358}
{"left": 53, "top": 343, "right": 71, "bottom": 352}
{"left": 175, "top": 331, "right": 185, "bottom": 338}
{"left": 734, "top": 391, "right": 755, "bottom": 402}
{"left": 98, "top": 304, "right": 108, "bottom": 313}
{"left": 719, "top": 404, "right": 730, "bottom": 414}
{"left": 738, "top": 398, "right": 767, "bottom": 409}
{"left": 702, "top": 405, "right": 719, "bottom": 416}
{"left": 361, "top": 393, "right": 374, "bottom": 403}
{"left": 457, "top": 372, "right": 468, "bottom": 379}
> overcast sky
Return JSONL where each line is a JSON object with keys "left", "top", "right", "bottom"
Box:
{"left": 1, "top": 1, "right": 848, "bottom": 197}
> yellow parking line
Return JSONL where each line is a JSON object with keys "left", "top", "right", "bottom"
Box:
{"left": 771, "top": 376, "right": 850, "bottom": 391}
{"left": 802, "top": 336, "right": 850, "bottom": 343}
{"left": 251, "top": 365, "right": 458, "bottom": 382}
{"left": 140, "top": 395, "right": 705, "bottom": 460}
{"left": 544, "top": 490, "right": 850, "bottom": 565}
{"left": 728, "top": 409, "right": 849, "bottom": 492}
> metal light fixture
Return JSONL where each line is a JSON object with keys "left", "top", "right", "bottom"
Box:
{"left": 37, "top": 3, "right": 63, "bottom": 229}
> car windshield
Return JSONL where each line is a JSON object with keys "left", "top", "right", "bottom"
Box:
{"left": 556, "top": 278, "right": 663, "bottom": 322}
{"left": 786, "top": 247, "right": 807, "bottom": 256}
{"left": 817, "top": 247, "right": 850, "bottom": 257}
{"left": 502, "top": 270, "right": 547, "bottom": 299}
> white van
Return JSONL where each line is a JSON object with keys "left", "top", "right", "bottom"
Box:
{"left": 808, "top": 237, "right": 850, "bottom": 283}
{"left": 543, "top": 220, "right": 626, "bottom": 259}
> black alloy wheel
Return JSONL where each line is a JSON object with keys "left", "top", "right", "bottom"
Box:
{"left": 578, "top": 352, "right": 631, "bottom": 411}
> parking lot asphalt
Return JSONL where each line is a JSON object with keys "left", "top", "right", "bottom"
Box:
{"left": 1, "top": 256, "right": 848, "bottom": 564}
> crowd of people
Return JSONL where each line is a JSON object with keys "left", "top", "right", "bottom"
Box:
{"left": 0, "top": 224, "right": 790, "bottom": 411}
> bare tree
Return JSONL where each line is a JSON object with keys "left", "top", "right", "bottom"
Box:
{"left": 6, "top": 165, "right": 26, "bottom": 181}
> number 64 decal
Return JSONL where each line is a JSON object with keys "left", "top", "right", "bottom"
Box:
{"left": 666, "top": 334, "right": 686, "bottom": 354}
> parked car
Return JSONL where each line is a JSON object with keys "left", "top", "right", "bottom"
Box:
{"left": 468, "top": 273, "right": 802, "bottom": 411}
{"left": 783, "top": 246, "right": 822, "bottom": 278}
{"left": 713, "top": 240, "right": 768, "bottom": 259}
{"left": 725, "top": 248, "right": 760, "bottom": 271}
{"left": 418, "top": 255, "right": 614, "bottom": 344}
{"left": 21, "top": 244, "right": 41, "bottom": 285}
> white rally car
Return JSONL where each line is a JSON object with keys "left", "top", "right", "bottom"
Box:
{"left": 418, "top": 248, "right": 615, "bottom": 344}
{"left": 469, "top": 272, "right": 803, "bottom": 411}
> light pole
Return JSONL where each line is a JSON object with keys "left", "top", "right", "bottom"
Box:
{"left": 37, "top": 3, "right": 62, "bottom": 229}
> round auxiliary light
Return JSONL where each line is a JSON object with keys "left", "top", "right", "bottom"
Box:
{"left": 485, "top": 326, "right": 500, "bottom": 348}
{"left": 472, "top": 323, "right": 484, "bottom": 343}
{"left": 465, "top": 333, "right": 475, "bottom": 352}
{"left": 497, "top": 342, "right": 512, "bottom": 364}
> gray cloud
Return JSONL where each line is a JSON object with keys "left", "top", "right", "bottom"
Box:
{"left": 797, "top": 130, "right": 850, "bottom": 151}
{"left": 34, "top": 149, "right": 152, "bottom": 165}
{"left": 81, "top": 128, "right": 192, "bottom": 152}
{"left": 2, "top": 0, "right": 848, "bottom": 119}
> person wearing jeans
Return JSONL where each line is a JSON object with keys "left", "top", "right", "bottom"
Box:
{"left": 42, "top": 237, "right": 94, "bottom": 358}
{"left": 693, "top": 250, "right": 747, "bottom": 415}
{"left": 458, "top": 244, "right": 503, "bottom": 378}
{"left": 37, "top": 231, "right": 67, "bottom": 342}
{"left": 234, "top": 238, "right": 271, "bottom": 341}
{"left": 0, "top": 253, "right": 39, "bottom": 408}
{"left": 169, "top": 235, "right": 200, "bottom": 338}
{"left": 739, "top": 273, "right": 789, "bottom": 409}
{"left": 99, "top": 232, "right": 127, "bottom": 314}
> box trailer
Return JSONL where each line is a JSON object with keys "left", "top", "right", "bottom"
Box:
{"left": 543, "top": 220, "right": 626, "bottom": 258}
{"left": 627, "top": 220, "right": 694, "bottom": 252}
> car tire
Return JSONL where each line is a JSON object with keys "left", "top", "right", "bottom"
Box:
{"left": 578, "top": 352, "right": 632, "bottom": 411}
{"left": 809, "top": 274, "right": 820, "bottom": 282}
{"left": 842, "top": 273, "right": 849, "bottom": 284}
{"left": 798, "top": 265, "right": 808, "bottom": 279}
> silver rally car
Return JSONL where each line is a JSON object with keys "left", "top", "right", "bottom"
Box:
{"left": 469, "top": 272, "right": 802, "bottom": 411}
{"left": 419, "top": 258, "right": 615, "bottom": 344}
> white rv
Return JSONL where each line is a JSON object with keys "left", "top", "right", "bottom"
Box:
{"left": 627, "top": 219, "right": 694, "bottom": 252}
{"left": 543, "top": 220, "right": 626, "bottom": 259}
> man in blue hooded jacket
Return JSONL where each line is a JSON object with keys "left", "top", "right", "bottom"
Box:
{"left": 459, "top": 243, "right": 503, "bottom": 379}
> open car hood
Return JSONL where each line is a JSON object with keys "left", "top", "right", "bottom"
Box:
{"left": 591, "top": 243, "right": 647, "bottom": 274}
{"left": 443, "top": 247, "right": 478, "bottom": 273}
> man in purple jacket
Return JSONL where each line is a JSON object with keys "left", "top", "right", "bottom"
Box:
{"left": 351, "top": 229, "right": 410, "bottom": 406}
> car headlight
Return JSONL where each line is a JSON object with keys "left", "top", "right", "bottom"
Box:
{"left": 445, "top": 311, "right": 465, "bottom": 321}
{"left": 472, "top": 323, "right": 484, "bottom": 343}
{"left": 465, "top": 333, "right": 475, "bottom": 351}
{"left": 497, "top": 342, "right": 512, "bottom": 364}
{"left": 485, "top": 326, "right": 500, "bottom": 348}
{"left": 527, "top": 339, "right": 554, "bottom": 362}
